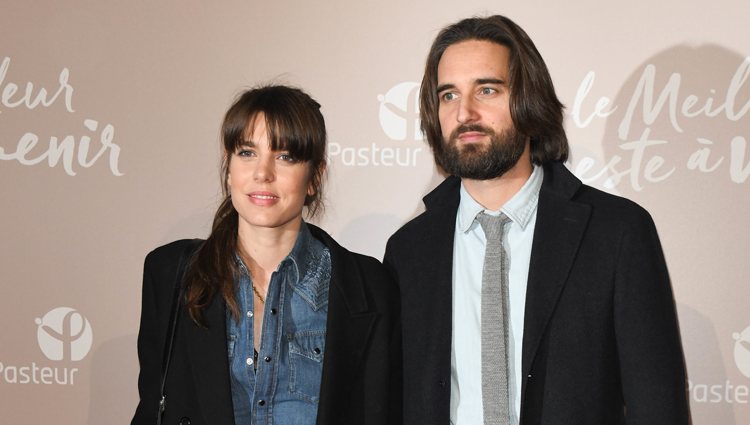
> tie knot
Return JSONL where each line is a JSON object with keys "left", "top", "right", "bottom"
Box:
{"left": 475, "top": 212, "right": 511, "bottom": 239}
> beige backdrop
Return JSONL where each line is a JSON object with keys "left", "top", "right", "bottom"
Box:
{"left": 1, "top": 1, "right": 748, "bottom": 423}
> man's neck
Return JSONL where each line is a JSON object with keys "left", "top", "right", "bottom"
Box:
{"left": 462, "top": 156, "right": 533, "bottom": 211}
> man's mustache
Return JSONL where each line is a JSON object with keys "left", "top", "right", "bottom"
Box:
{"left": 450, "top": 124, "right": 496, "bottom": 140}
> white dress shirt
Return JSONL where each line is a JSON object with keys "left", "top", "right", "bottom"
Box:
{"left": 450, "top": 165, "right": 543, "bottom": 425}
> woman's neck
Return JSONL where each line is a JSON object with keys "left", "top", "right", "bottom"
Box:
{"left": 237, "top": 218, "right": 302, "bottom": 278}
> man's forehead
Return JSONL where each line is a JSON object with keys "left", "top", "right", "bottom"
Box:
{"left": 437, "top": 40, "right": 509, "bottom": 82}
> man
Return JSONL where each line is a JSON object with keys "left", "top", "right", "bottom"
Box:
{"left": 384, "top": 15, "right": 689, "bottom": 425}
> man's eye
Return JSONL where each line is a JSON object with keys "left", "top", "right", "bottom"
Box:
{"left": 440, "top": 92, "right": 457, "bottom": 102}
{"left": 479, "top": 87, "right": 497, "bottom": 95}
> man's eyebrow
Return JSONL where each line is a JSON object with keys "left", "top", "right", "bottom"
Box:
{"left": 436, "top": 78, "right": 506, "bottom": 94}
{"left": 436, "top": 83, "right": 455, "bottom": 93}
{"left": 476, "top": 78, "right": 505, "bottom": 85}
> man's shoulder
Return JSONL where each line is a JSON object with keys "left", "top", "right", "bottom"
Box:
{"left": 542, "top": 162, "right": 653, "bottom": 224}
{"left": 575, "top": 184, "right": 651, "bottom": 221}
{"left": 386, "top": 205, "right": 445, "bottom": 256}
{"left": 390, "top": 209, "right": 431, "bottom": 238}
{"left": 334, "top": 244, "right": 391, "bottom": 281}
{"left": 388, "top": 176, "right": 460, "bottom": 244}
{"left": 556, "top": 183, "right": 660, "bottom": 243}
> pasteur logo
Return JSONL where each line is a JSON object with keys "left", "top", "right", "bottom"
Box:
{"left": 0, "top": 307, "right": 89, "bottom": 385}
{"left": 35, "top": 307, "right": 93, "bottom": 362}
{"left": 377, "top": 82, "right": 423, "bottom": 141}
{"left": 734, "top": 326, "right": 750, "bottom": 378}
{"left": 328, "top": 81, "right": 425, "bottom": 167}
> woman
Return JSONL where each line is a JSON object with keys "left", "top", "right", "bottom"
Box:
{"left": 132, "top": 85, "right": 401, "bottom": 425}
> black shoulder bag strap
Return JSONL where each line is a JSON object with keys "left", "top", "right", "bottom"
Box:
{"left": 156, "top": 241, "right": 198, "bottom": 425}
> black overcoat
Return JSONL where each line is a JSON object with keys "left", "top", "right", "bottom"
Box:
{"left": 384, "top": 162, "right": 689, "bottom": 425}
{"left": 132, "top": 224, "right": 402, "bottom": 425}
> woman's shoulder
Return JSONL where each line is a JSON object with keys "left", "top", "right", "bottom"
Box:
{"left": 145, "top": 238, "right": 204, "bottom": 269}
{"left": 346, "top": 250, "right": 387, "bottom": 274}
{"left": 306, "top": 223, "right": 391, "bottom": 279}
{"left": 330, "top": 243, "right": 395, "bottom": 292}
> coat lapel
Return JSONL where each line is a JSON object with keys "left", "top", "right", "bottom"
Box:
{"left": 415, "top": 178, "right": 459, "bottom": 371}
{"left": 400, "top": 177, "right": 459, "bottom": 418}
{"left": 521, "top": 163, "right": 590, "bottom": 381}
{"left": 182, "top": 294, "right": 235, "bottom": 423}
{"left": 309, "top": 226, "right": 377, "bottom": 424}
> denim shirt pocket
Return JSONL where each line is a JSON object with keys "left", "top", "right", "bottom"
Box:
{"left": 287, "top": 330, "right": 326, "bottom": 404}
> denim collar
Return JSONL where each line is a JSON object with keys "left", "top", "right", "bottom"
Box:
{"left": 457, "top": 164, "right": 543, "bottom": 233}
{"left": 235, "top": 221, "right": 330, "bottom": 311}
{"left": 283, "top": 221, "right": 330, "bottom": 310}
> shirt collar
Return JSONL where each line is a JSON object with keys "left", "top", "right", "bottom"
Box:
{"left": 284, "top": 221, "right": 330, "bottom": 310}
{"left": 233, "top": 221, "right": 330, "bottom": 309}
{"left": 283, "top": 221, "right": 318, "bottom": 284}
{"left": 457, "top": 164, "right": 544, "bottom": 233}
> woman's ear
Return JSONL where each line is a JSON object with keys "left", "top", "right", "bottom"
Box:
{"left": 225, "top": 153, "right": 232, "bottom": 187}
{"left": 307, "top": 162, "right": 326, "bottom": 196}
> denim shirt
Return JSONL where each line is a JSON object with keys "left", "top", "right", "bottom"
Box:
{"left": 226, "top": 222, "right": 331, "bottom": 425}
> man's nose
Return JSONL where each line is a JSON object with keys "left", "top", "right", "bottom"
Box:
{"left": 457, "top": 96, "right": 479, "bottom": 124}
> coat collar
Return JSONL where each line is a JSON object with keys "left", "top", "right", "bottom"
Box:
{"left": 423, "top": 174, "right": 461, "bottom": 212}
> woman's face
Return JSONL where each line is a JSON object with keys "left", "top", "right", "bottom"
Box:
{"left": 228, "top": 113, "right": 314, "bottom": 235}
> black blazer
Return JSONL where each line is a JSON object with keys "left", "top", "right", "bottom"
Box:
{"left": 132, "top": 224, "right": 402, "bottom": 425}
{"left": 384, "top": 162, "right": 689, "bottom": 425}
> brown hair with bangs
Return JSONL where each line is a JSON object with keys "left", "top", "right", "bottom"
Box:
{"left": 420, "top": 15, "right": 569, "bottom": 165}
{"left": 185, "top": 85, "right": 327, "bottom": 325}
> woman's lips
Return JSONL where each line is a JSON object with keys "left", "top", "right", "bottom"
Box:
{"left": 248, "top": 191, "right": 278, "bottom": 206}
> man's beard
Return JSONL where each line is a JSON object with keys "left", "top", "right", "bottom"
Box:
{"left": 434, "top": 124, "right": 527, "bottom": 180}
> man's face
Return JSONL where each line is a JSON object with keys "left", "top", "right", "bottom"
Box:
{"left": 435, "top": 39, "right": 527, "bottom": 180}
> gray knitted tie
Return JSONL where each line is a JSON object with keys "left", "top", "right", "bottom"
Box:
{"left": 476, "top": 212, "right": 512, "bottom": 425}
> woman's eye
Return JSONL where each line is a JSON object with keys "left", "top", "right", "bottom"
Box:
{"left": 277, "top": 153, "right": 296, "bottom": 162}
{"left": 237, "top": 149, "right": 255, "bottom": 157}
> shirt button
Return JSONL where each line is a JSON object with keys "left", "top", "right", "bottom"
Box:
{"left": 247, "top": 311, "right": 253, "bottom": 318}
{"left": 313, "top": 347, "right": 321, "bottom": 355}
{"left": 271, "top": 308, "right": 277, "bottom": 315}
{"left": 246, "top": 357, "right": 254, "bottom": 366}
{"left": 264, "top": 356, "right": 272, "bottom": 362}
{"left": 258, "top": 399, "right": 266, "bottom": 406}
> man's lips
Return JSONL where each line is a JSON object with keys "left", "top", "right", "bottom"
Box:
{"left": 456, "top": 131, "right": 487, "bottom": 142}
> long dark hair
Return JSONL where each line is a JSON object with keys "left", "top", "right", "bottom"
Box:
{"left": 184, "top": 85, "right": 327, "bottom": 325}
{"left": 420, "top": 15, "right": 568, "bottom": 165}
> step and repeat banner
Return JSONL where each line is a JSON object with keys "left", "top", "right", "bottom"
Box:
{"left": 1, "top": 1, "right": 748, "bottom": 423}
